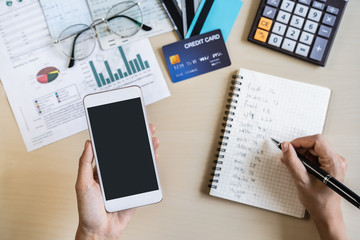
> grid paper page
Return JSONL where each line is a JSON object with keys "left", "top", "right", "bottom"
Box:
{"left": 210, "top": 68, "right": 331, "bottom": 218}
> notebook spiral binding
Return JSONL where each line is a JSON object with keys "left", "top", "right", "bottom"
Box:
{"left": 208, "top": 74, "right": 243, "bottom": 189}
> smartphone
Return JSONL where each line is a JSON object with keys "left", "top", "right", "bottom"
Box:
{"left": 83, "top": 86, "right": 162, "bottom": 212}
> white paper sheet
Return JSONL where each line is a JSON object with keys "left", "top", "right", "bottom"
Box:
{"left": 39, "top": 0, "right": 93, "bottom": 39}
{"left": 86, "top": 0, "right": 173, "bottom": 49}
{"left": 0, "top": 0, "right": 170, "bottom": 151}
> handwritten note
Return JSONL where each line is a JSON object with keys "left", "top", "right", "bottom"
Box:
{"left": 210, "top": 68, "right": 331, "bottom": 218}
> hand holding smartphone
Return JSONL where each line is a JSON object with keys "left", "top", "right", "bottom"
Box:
{"left": 83, "top": 86, "right": 162, "bottom": 212}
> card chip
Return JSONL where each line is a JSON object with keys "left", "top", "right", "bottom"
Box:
{"left": 170, "top": 55, "right": 181, "bottom": 64}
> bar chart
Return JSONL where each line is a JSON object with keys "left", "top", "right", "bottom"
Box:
{"left": 89, "top": 46, "right": 151, "bottom": 88}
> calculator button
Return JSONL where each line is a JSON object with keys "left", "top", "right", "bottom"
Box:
{"left": 286, "top": 27, "right": 300, "bottom": 40}
{"left": 312, "top": 1, "right": 325, "bottom": 10}
{"left": 263, "top": 5, "right": 277, "bottom": 19}
{"left": 290, "top": 15, "right": 305, "bottom": 29}
{"left": 277, "top": 10, "right": 291, "bottom": 24}
{"left": 295, "top": 43, "right": 310, "bottom": 57}
{"left": 294, "top": 4, "right": 309, "bottom": 17}
{"left": 298, "top": 0, "right": 311, "bottom": 5}
{"left": 281, "top": 38, "right": 296, "bottom": 52}
{"left": 310, "top": 37, "right": 328, "bottom": 61}
{"left": 304, "top": 20, "right": 318, "bottom": 34}
{"left": 267, "top": 0, "right": 280, "bottom": 7}
{"left": 280, "top": 0, "right": 295, "bottom": 13}
{"left": 299, "top": 31, "right": 314, "bottom": 45}
{"left": 327, "top": 6, "right": 339, "bottom": 15}
{"left": 322, "top": 13, "right": 336, "bottom": 27}
{"left": 258, "top": 17, "right": 273, "bottom": 31}
{"left": 308, "top": 8, "right": 322, "bottom": 22}
{"left": 254, "top": 28, "right": 269, "bottom": 42}
{"left": 272, "top": 22, "right": 287, "bottom": 36}
{"left": 268, "top": 34, "right": 283, "bottom": 47}
{"left": 318, "top": 25, "right": 332, "bottom": 38}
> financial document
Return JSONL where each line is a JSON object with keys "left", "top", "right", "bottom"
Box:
{"left": 39, "top": 0, "right": 93, "bottom": 39}
{"left": 86, "top": 0, "right": 173, "bottom": 49}
{"left": 40, "top": 0, "right": 174, "bottom": 48}
{"left": 0, "top": 0, "right": 170, "bottom": 151}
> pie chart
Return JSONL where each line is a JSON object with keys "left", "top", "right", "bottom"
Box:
{"left": 36, "top": 67, "right": 59, "bottom": 83}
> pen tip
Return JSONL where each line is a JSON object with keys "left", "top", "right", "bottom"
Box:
{"left": 271, "top": 138, "right": 280, "bottom": 145}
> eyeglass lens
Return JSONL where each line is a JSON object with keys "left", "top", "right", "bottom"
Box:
{"left": 57, "top": 1, "right": 143, "bottom": 65}
{"left": 105, "top": 1, "right": 143, "bottom": 38}
{"left": 58, "top": 24, "right": 96, "bottom": 61}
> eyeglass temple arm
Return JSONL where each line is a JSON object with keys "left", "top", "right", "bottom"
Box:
{"left": 68, "top": 28, "right": 89, "bottom": 68}
{"left": 106, "top": 15, "right": 152, "bottom": 31}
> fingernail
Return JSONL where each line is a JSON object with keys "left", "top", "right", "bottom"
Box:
{"left": 84, "top": 140, "right": 90, "bottom": 149}
{"left": 281, "top": 142, "right": 289, "bottom": 153}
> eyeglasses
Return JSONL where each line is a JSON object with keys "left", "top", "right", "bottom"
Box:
{"left": 54, "top": 1, "right": 152, "bottom": 68}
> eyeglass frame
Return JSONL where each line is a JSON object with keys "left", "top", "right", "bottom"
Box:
{"left": 54, "top": 1, "right": 152, "bottom": 68}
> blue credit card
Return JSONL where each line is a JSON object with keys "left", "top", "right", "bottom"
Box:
{"left": 162, "top": 29, "right": 231, "bottom": 83}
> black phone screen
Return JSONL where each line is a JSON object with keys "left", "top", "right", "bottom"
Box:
{"left": 87, "top": 97, "right": 159, "bottom": 200}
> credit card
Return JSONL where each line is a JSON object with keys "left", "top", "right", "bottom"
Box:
{"left": 162, "top": 29, "right": 231, "bottom": 83}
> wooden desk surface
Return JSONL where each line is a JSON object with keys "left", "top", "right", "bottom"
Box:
{"left": 0, "top": 1, "right": 359, "bottom": 239}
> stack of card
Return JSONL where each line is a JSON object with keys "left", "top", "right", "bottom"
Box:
{"left": 181, "top": 0, "right": 202, "bottom": 38}
{"left": 161, "top": 0, "right": 243, "bottom": 83}
{"left": 160, "top": 0, "right": 243, "bottom": 41}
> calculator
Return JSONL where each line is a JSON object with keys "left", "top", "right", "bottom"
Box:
{"left": 248, "top": 0, "right": 348, "bottom": 66}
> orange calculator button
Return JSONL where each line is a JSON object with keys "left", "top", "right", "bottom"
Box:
{"left": 258, "top": 17, "right": 273, "bottom": 31}
{"left": 254, "top": 28, "right": 269, "bottom": 42}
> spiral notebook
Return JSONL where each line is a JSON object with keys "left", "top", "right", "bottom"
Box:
{"left": 209, "top": 68, "right": 331, "bottom": 218}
